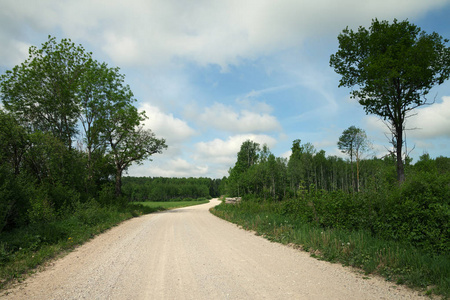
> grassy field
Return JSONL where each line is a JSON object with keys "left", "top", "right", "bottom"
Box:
{"left": 135, "top": 199, "right": 210, "bottom": 210}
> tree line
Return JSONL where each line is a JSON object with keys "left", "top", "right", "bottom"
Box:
{"left": 0, "top": 36, "right": 166, "bottom": 233}
{"left": 122, "top": 177, "right": 222, "bottom": 202}
{"left": 224, "top": 139, "right": 449, "bottom": 200}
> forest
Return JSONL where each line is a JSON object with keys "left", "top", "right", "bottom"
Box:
{"left": 122, "top": 177, "right": 222, "bottom": 201}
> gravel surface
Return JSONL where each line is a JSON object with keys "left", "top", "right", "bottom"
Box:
{"left": 1, "top": 199, "right": 426, "bottom": 299}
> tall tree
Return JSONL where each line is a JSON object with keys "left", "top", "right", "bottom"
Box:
{"left": 98, "top": 96, "right": 167, "bottom": 197}
{"left": 227, "top": 140, "right": 260, "bottom": 196}
{"left": 338, "top": 126, "right": 369, "bottom": 191}
{"left": 287, "top": 139, "right": 304, "bottom": 196}
{"left": 330, "top": 19, "right": 450, "bottom": 183}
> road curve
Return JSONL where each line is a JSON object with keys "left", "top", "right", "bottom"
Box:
{"left": 1, "top": 199, "right": 425, "bottom": 299}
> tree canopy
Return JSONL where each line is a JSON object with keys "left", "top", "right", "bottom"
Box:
{"left": 330, "top": 19, "right": 450, "bottom": 183}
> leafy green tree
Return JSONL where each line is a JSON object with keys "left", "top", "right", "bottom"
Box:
{"left": 287, "top": 139, "right": 304, "bottom": 196}
{"left": 100, "top": 103, "right": 167, "bottom": 196}
{"left": 77, "top": 61, "right": 167, "bottom": 197}
{"left": 330, "top": 19, "right": 450, "bottom": 183}
{"left": 0, "top": 36, "right": 92, "bottom": 148}
{"left": 227, "top": 140, "right": 260, "bottom": 196}
{"left": 78, "top": 60, "right": 138, "bottom": 193}
{"left": 338, "top": 126, "right": 369, "bottom": 191}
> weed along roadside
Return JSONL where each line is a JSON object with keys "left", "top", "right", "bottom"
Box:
{"left": 211, "top": 196, "right": 450, "bottom": 299}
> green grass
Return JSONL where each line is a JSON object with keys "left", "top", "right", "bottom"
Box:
{"left": 135, "top": 199, "right": 209, "bottom": 210}
{"left": 211, "top": 201, "right": 450, "bottom": 298}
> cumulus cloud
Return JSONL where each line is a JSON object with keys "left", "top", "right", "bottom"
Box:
{"left": 139, "top": 103, "right": 196, "bottom": 144}
{"left": 194, "top": 134, "right": 278, "bottom": 165}
{"left": 1, "top": 0, "right": 447, "bottom": 68}
{"left": 128, "top": 157, "right": 209, "bottom": 178}
{"left": 363, "top": 97, "right": 450, "bottom": 141}
{"left": 197, "top": 102, "right": 281, "bottom": 133}
{"left": 408, "top": 97, "right": 450, "bottom": 139}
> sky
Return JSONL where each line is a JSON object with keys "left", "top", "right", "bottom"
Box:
{"left": 1, "top": 0, "right": 450, "bottom": 179}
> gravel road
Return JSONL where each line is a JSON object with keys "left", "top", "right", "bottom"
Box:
{"left": 1, "top": 199, "right": 426, "bottom": 299}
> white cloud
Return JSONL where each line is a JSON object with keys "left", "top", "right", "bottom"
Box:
{"left": 139, "top": 103, "right": 196, "bottom": 144}
{"left": 363, "top": 97, "right": 450, "bottom": 141}
{"left": 193, "top": 134, "right": 278, "bottom": 165}
{"left": 280, "top": 150, "right": 292, "bottom": 159}
{"left": 1, "top": 0, "right": 447, "bottom": 68}
{"left": 128, "top": 157, "right": 209, "bottom": 178}
{"left": 197, "top": 102, "right": 281, "bottom": 133}
{"left": 408, "top": 97, "right": 450, "bottom": 139}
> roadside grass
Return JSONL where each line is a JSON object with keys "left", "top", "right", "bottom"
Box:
{"left": 135, "top": 199, "right": 209, "bottom": 210}
{"left": 211, "top": 201, "right": 450, "bottom": 299}
{"left": 0, "top": 199, "right": 209, "bottom": 291}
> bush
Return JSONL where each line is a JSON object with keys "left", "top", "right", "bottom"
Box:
{"left": 279, "top": 172, "right": 449, "bottom": 255}
{"left": 372, "top": 172, "right": 450, "bottom": 254}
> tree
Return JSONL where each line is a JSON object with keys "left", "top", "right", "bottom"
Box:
{"left": 0, "top": 36, "right": 92, "bottom": 148}
{"left": 338, "top": 126, "right": 369, "bottom": 191}
{"left": 227, "top": 140, "right": 260, "bottom": 196}
{"left": 287, "top": 139, "right": 304, "bottom": 196}
{"left": 99, "top": 100, "right": 167, "bottom": 197}
{"left": 78, "top": 60, "right": 133, "bottom": 191}
{"left": 330, "top": 19, "right": 450, "bottom": 183}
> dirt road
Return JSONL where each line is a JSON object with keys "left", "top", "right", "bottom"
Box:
{"left": 2, "top": 199, "right": 425, "bottom": 299}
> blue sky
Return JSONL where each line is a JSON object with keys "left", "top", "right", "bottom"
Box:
{"left": 1, "top": 0, "right": 450, "bottom": 178}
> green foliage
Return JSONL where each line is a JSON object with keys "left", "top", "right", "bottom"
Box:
{"left": 279, "top": 171, "right": 449, "bottom": 255}
{"left": 372, "top": 171, "right": 450, "bottom": 253}
{"left": 227, "top": 140, "right": 261, "bottom": 196}
{"left": 122, "top": 176, "right": 217, "bottom": 201}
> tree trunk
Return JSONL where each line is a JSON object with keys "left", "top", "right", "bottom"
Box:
{"left": 396, "top": 125, "right": 405, "bottom": 183}
{"left": 115, "top": 168, "right": 123, "bottom": 197}
{"left": 356, "top": 153, "right": 360, "bottom": 192}
{"left": 356, "top": 158, "right": 360, "bottom": 192}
